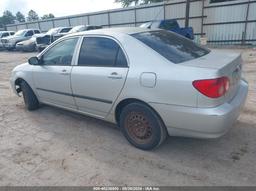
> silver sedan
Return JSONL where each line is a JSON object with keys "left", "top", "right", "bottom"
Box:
{"left": 10, "top": 27, "right": 248, "bottom": 150}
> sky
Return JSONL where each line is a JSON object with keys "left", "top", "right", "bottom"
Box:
{"left": 0, "top": 0, "right": 122, "bottom": 17}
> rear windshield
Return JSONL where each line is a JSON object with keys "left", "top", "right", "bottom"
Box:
{"left": 132, "top": 30, "right": 210, "bottom": 64}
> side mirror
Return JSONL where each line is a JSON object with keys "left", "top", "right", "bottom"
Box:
{"left": 28, "top": 57, "right": 40, "bottom": 65}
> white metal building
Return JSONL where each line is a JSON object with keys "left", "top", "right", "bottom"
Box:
{"left": 6, "top": 0, "right": 256, "bottom": 45}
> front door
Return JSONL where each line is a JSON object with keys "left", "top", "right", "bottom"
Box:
{"left": 33, "top": 37, "right": 79, "bottom": 109}
{"left": 71, "top": 36, "right": 129, "bottom": 118}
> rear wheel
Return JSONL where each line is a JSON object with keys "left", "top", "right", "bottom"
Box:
{"left": 120, "top": 102, "right": 167, "bottom": 150}
{"left": 20, "top": 81, "right": 39, "bottom": 111}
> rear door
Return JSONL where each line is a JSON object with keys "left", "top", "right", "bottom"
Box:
{"left": 33, "top": 37, "right": 79, "bottom": 109}
{"left": 71, "top": 36, "right": 129, "bottom": 118}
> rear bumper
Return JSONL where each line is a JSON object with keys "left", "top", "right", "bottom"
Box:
{"left": 150, "top": 80, "right": 248, "bottom": 138}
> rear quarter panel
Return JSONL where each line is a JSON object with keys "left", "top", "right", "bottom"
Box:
{"left": 108, "top": 34, "right": 216, "bottom": 121}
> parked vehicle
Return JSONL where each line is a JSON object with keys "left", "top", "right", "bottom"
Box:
{"left": 10, "top": 28, "right": 248, "bottom": 150}
{"left": 140, "top": 19, "right": 194, "bottom": 40}
{"left": 36, "top": 27, "right": 72, "bottom": 52}
{"left": 16, "top": 34, "right": 41, "bottom": 52}
{"left": 1, "top": 29, "right": 41, "bottom": 50}
{"left": 68, "top": 25, "right": 103, "bottom": 34}
{"left": 0, "top": 31, "right": 15, "bottom": 50}
{"left": 52, "top": 27, "right": 72, "bottom": 41}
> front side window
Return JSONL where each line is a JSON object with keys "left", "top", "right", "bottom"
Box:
{"left": 78, "top": 37, "right": 127, "bottom": 67}
{"left": 25, "top": 30, "right": 34, "bottom": 37}
{"left": 41, "top": 37, "right": 78, "bottom": 66}
{"left": 132, "top": 30, "right": 210, "bottom": 64}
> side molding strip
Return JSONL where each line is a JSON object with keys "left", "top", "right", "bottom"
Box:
{"left": 36, "top": 88, "right": 113, "bottom": 104}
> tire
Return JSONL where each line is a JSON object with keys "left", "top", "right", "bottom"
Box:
{"left": 20, "top": 81, "right": 39, "bottom": 111}
{"left": 120, "top": 102, "right": 167, "bottom": 150}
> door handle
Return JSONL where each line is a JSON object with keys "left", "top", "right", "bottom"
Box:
{"left": 108, "top": 72, "right": 122, "bottom": 79}
{"left": 60, "top": 69, "right": 70, "bottom": 76}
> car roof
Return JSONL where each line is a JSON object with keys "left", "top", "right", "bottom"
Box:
{"left": 68, "top": 27, "right": 155, "bottom": 37}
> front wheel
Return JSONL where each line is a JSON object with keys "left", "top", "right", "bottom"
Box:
{"left": 120, "top": 102, "right": 167, "bottom": 150}
{"left": 20, "top": 81, "right": 39, "bottom": 111}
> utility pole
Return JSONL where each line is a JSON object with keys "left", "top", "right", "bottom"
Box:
{"left": 185, "top": 0, "right": 190, "bottom": 27}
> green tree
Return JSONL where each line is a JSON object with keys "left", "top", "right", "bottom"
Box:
{"left": 16, "top": 11, "right": 25, "bottom": 23}
{"left": 1, "top": 10, "right": 16, "bottom": 25}
{"left": 41, "top": 13, "right": 55, "bottom": 20}
{"left": 27, "top": 10, "right": 39, "bottom": 21}
{"left": 115, "top": 0, "right": 164, "bottom": 7}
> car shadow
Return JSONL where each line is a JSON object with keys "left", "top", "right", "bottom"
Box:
{"left": 33, "top": 104, "right": 255, "bottom": 162}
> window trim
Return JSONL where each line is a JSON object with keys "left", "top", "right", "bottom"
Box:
{"left": 38, "top": 36, "right": 80, "bottom": 66}
{"left": 74, "top": 35, "right": 129, "bottom": 68}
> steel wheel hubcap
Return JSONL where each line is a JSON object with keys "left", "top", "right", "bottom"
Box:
{"left": 125, "top": 112, "right": 153, "bottom": 144}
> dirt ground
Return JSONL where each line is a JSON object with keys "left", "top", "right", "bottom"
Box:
{"left": 0, "top": 49, "right": 255, "bottom": 186}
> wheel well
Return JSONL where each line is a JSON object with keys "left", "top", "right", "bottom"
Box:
{"left": 115, "top": 98, "right": 165, "bottom": 127}
{"left": 14, "top": 78, "right": 25, "bottom": 93}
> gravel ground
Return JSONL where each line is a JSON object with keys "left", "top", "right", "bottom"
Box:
{"left": 0, "top": 49, "right": 255, "bottom": 186}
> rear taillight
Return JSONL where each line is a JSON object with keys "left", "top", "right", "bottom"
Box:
{"left": 193, "top": 77, "right": 230, "bottom": 98}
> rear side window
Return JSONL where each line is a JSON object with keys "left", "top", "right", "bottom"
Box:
{"left": 160, "top": 20, "right": 179, "bottom": 30}
{"left": 116, "top": 48, "right": 128, "bottom": 67}
{"left": 78, "top": 37, "right": 127, "bottom": 67}
{"left": 132, "top": 30, "right": 210, "bottom": 64}
{"left": 60, "top": 28, "right": 71, "bottom": 33}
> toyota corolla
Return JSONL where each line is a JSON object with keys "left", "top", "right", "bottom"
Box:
{"left": 10, "top": 28, "right": 248, "bottom": 150}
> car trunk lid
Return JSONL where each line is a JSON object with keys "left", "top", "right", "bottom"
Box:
{"left": 181, "top": 50, "right": 242, "bottom": 105}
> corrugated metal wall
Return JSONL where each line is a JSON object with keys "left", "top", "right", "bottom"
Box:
{"left": 5, "top": 0, "right": 256, "bottom": 45}
{"left": 203, "top": 0, "right": 256, "bottom": 44}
